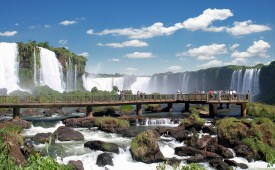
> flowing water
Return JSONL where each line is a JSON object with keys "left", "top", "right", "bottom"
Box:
{"left": 20, "top": 105, "right": 270, "bottom": 170}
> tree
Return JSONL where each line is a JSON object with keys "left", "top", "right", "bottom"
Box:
{"left": 112, "top": 86, "right": 119, "bottom": 92}
{"left": 91, "top": 86, "right": 98, "bottom": 93}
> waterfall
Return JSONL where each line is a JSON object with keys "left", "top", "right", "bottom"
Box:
{"left": 0, "top": 42, "right": 20, "bottom": 93}
{"left": 242, "top": 69, "right": 261, "bottom": 96}
{"left": 74, "top": 64, "right": 78, "bottom": 90}
{"left": 38, "top": 47, "right": 65, "bottom": 92}
{"left": 130, "top": 77, "right": 151, "bottom": 94}
{"left": 230, "top": 70, "right": 243, "bottom": 93}
{"left": 181, "top": 72, "right": 190, "bottom": 93}
{"left": 33, "top": 48, "right": 39, "bottom": 86}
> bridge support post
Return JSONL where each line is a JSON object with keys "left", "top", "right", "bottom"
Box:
{"left": 184, "top": 102, "right": 190, "bottom": 112}
{"left": 136, "top": 104, "right": 142, "bottom": 116}
{"left": 241, "top": 103, "right": 247, "bottom": 117}
{"left": 226, "top": 103, "right": 230, "bottom": 109}
{"left": 167, "top": 103, "right": 173, "bottom": 112}
{"left": 13, "top": 107, "right": 20, "bottom": 120}
{"left": 209, "top": 104, "right": 217, "bottom": 117}
{"left": 86, "top": 105, "right": 93, "bottom": 117}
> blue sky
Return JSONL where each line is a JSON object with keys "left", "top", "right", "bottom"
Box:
{"left": 0, "top": 0, "right": 274, "bottom": 75}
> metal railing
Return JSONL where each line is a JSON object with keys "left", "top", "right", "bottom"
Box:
{"left": 0, "top": 93, "right": 250, "bottom": 104}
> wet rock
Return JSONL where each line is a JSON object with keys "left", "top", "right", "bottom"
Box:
{"left": 96, "top": 153, "right": 114, "bottom": 167}
{"left": 63, "top": 117, "right": 95, "bottom": 128}
{"left": 175, "top": 146, "right": 201, "bottom": 156}
{"left": 194, "top": 135, "right": 212, "bottom": 150}
{"left": 32, "top": 133, "right": 54, "bottom": 144}
{"left": 21, "top": 138, "right": 35, "bottom": 158}
{"left": 11, "top": 119, "right": 31, "bottom": 129}
{"left": 68, "top": 160, "right": 84, "bottom": 170}
{"left": 122, "top": 130, "right": 137, "bottom": 138}
{"left": 224, "top": 159, "right": 248, "bottom": 169}
{"left": 168, "top": 126, "right": 188, "bottom": 141}
{"left": 234, "top": 145, "right": 256, "bottom": 162}
{"left": 130, "top": 130, "right": 164, "bottom": 164}
{"left": 84, "top": 140, "right": 119, "bottom": 154}
{"left": 209, "top": 158, "right": 230, "bottom": 170}
{"left": 216, "top": 145, "right": 233, "bottom": 158}
{"left": 53, "top": 126, "right": 84, "bottom": 141}
{"left": 186, "top": 154, "right": 205, "bottom": 163}
{"left": 21, "top": 109, "right": 41, "bottom": 117}
{"left": 202, "top": 125, "right": 217, "bottom": 135}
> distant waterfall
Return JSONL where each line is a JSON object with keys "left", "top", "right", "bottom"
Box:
{"left": 0, "top": 42, "right": 20, "bottom": 93}
{"left": 230, "top": 70, "right": 243, "bottom": 93}
{"left": 65, "top": 58, "right": 78, "bottom": 91}
{"left": 181, "top": 72, "right": 190, "bottom": 93}
{"left": 38, "top": 47, "right": 65, "bottom": 92}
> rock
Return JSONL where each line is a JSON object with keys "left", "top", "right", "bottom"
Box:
{"left": 130, "top": 130, "right": 164, "bottom": 163}
{"left": 202, "top": 125, "right": 217, "bottom": 135}
{"left": 216, "top": 145, "right": 233, "bottom": 158}
{"left": 21, "top": 109, "right": 41, "bottom": 117}
{"left": 179, "top": 113, "right": 205, "bottom": 131}
{"left": 21, "top": 138, "right": 35, "bottom": 158}
{"left": 224, "top": 160, "right": 248, "bottom": 169}
{"left": 194, "top": 135, "right": 212, "bottom": 150}
{"left": 145, "top": 105, "right": 161, "bottom": 112}
{"left": 95, "top": 117, "right": 129, "bottom": 134}
{"left": 32, "top": 133, "right": 54, "bottom": 144}
{"left": 96, "top": 153, "right": 114, "bottom": 167}
{"left": 122, "top": 130, "right": 137, "bottom": 138}
{"left": 168, "top": 126, "right": 188, "bottom": 141}
{"left": 154, "top": 126, "right": 169, "bottom": 136}
{"left": 186, "top": 154, "right": 205, "bottom": 163}
{"left": 84, "top": 140, "right": 119, "bottom": 154}
{"left": 63, "top": 117, "right": 95, "bottom": 128}
{"left": 11, "top": 119, "right": 31, "bottom": 129}
{"left": 209, "top": 158, "right": 230, "bottom": 170}
{"left": 68, "top": 160, "right": 84, "bottom": 170}
{"left": 53, "top": 126, "right": 84, "bottom": 141}
{"left": 205, "top": 137, "right": 218, "bottom": 153}
{"left": 234, "top": 145, "right": 256, "bottom": 162}
{"left": 175, "top": 146, "right": 201, "bottom": 156}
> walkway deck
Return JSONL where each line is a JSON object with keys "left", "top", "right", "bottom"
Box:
{"left": 0, "top": 93, "right": 250, "bottom": 118}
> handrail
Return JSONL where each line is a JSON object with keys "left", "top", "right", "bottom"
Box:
{"left": 0, "top": 93, "right": 250, "bottom": 104}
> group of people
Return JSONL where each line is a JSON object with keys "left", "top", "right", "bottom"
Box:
{"left": 208, "top": 89, "right": 237, "bottom": 101}
{"left": 137, "top": 91, "right": 144, "bottom": 99}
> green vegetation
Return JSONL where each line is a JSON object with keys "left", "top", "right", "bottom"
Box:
{"left": 180, "top": 108, "right": 205, "bottom": 127}
{"left": 156, "top": 161, "right": 205, "bottom": 170}
{"left": 0, "top": 123, "right": 72, "bottom": 170}
{"left": 95, "top": 116, "right": 129, "bottom": 129}
{"left": 120, "top": 105, "right": 134, "bottom": 112}
{"left": 215, "top": 117, "right": 275, "bottom": 165}
{"left": 17, "top": 41, "right": 87, "bottom": 90}
{"left": 247, "top": 102, "right": 275, "bottom": 121}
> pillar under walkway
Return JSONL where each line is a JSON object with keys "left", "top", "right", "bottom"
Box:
{"left": 86, "top": 105, "right": 93, "bottom": 117}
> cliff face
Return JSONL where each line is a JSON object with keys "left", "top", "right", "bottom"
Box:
{"left": 258, "top": 61, "right": 275, "bottom": 104}
{"left": 17, "top": 41, "right": 87, "bottom": 91}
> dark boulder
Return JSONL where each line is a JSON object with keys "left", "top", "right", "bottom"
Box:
{"left": 21, "top": 109, "right": 41, "bottom": 117}
{"left": 168, "top": 126, "right": 188, "bottom": 141}
{"left": 122, "top": 130, "right": 137, "bottom": 138}
{"left": 84, "top": 140, "right": 119, "bottom": 154}
{"left": 68, "top": 160, "right": 84, "bottom": 170}
{"left": 32, "top": 133, "right": 54, "bottom": 144}
{"left": 202, "top": 125, "right": 217, "bottom": 135}
{"left": 186, "top": 154, "right": 205, "bottom": 163}
{"left": 11, "top": 119, "right": 31, "bottom": 129}
{"left": 224, "top": 159, "right": 248, "bottom": 169}
{"left": 96, "top": 153, "right": 114, "bottom": 167}
{"left": 234, "top": 145, "right": 256, "bottom": 162}
{"left": 216, "top": 145, "right": 233, "bottom": 158}
{"left": 209, "top": 158, "right": 230, "bottom": 170}
{"left": 130, "top": 130, "right": 164, "bottom": 164}
{"left": 63, "top": 117, "right": 95, "bottom": 128}
{"left": 53, "top": 126, "right": 84, "bottom": 141}
{"left": 175, "top": 146, "right": 218, "bottom": 159}
{"left": 194, "top": 135, "right": 212, "bottom": 150}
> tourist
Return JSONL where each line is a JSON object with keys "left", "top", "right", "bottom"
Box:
{"left": 137, "top": 91, "right": 140, "bottom": 100}
{"left": 209, "top": 89, "right": 213, "bottom": 100}
{"left": 177, "top": 89, "right": 181, "bottom": 99}
{"left": 229, "top": 90, "right": 233, "bottom": 100}
{"left": 218, "top": 90, "right": 221, "bottom": 101}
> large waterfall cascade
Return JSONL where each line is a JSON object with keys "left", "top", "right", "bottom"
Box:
{"left": 0, "top": 42, "right": 20, "bottom": 93}
{"left": 38, "top": 47, "right": 65, "bottom": 92}
{"left": 65, "top": 58, "right": 78, "bottom": 91}
{"left": 230, "top": 69, "right": 261, "bottom": 99}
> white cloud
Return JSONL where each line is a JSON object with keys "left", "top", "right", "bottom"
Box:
{"left": 186, "top": 44, "right": 192, "bottom": 48}
{"left": 126, "top": 67, "right": 137, "bottom": 71}
{"left": 226, "top": 20, "right": 271, "bottom": 36}
{"left": 59, "top": 20, "right": 78, "bottom": 26}
{"left": 0, "top": 31, "right": 17, "bottom": 36}
{"left": 86, "top": 29, "right": 94, "bottom": 35}
{"left": 198, "top": 60, "right": 223, "bottom": 67}
{"left": 44, "top": 25, "right": 51, "bottom": 28}
{"left": 15, "top": 23, "right": 19, "bottom": 26}
{"left": 125, "top": 52, "right": 155, "bottom": 59}
{"left": 182, "top": 8, "right": 233, "bottom": 32}
{"left": 230, "top": 44, "right": 240, "bottom": 51}
{"left": 97, "top": 8, "right": 232, "bottom": 39}
{"left": 29, "top": 25, "right": 51, "bottom": 29}
{"left": 78, "top": 52, "right": 89, "bottom": 57}
{"left": 108, "top": 58, "right": 120, "bottom": 62}
{"left": 226, "top": 58, "right": 248, "bottom": 65}
{"left": 167, "top": 66, "right": 182, "bottom": 72}
{"left": 99, "top": 40, "right": 148, "bottom": 48}
{"left": 58, "top": 40, "right": 67, "bottom": 46}
{"left": 231, "top": 40, "right": 270, "bottom": 58}
{"left": 177, "top": 43, "right": 227, "bottom": 60}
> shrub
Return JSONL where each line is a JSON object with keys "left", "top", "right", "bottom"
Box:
{"left": 95, "top": 116, "right": 129, "bottom": 128}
